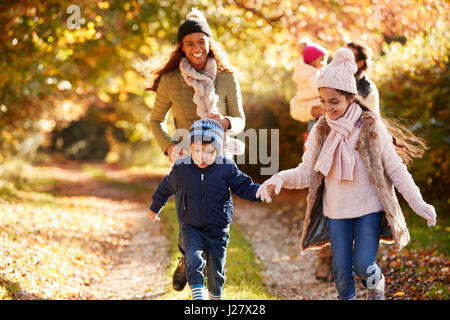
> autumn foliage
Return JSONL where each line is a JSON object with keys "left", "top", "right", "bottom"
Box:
{"left": 0, "top": 0, "right": 448, "bottom": 300}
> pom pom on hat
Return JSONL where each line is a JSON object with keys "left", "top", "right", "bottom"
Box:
{"left": 186, "top": 8, "right": 208, "bottom": 22}
{"left": 331, "top": 47, "right": 358, "bottom": 72}
{"left": 316, "top": 47, "right": 358, "bottom": 95}
{"left": 177, "top": 8, "right": 212, "bottom": 42}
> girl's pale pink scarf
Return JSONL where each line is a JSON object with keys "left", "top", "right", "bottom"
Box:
{"left": 313, "top": 102, "right": 362, "bottom": 181}
{"left": 179, "top": 57, "right": 244, "bottom": 155}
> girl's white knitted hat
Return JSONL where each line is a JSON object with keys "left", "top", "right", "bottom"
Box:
{"left": 317, "top": 47, "right": 358, "bottom": 95}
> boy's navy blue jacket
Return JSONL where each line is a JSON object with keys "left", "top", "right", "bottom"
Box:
{"left": 150, "top": 156, "right": 261, "bottom": 235}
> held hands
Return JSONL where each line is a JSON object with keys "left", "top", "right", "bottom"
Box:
{"left": 256, "top": 175, "right": 284, "bottom": 203}
{"left": 415, "top": 202, "right": 437, "bottom": 227}
{"left": 147, "top": 209, "right": 160, "bottom": 222}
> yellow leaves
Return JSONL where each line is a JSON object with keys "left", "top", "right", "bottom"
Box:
{"left": 0, "top": 164, "right": 138, "bottom": 299}
{"left": 98, "top": 91, "right": 112, "bottom": 103}
{"left": 145, "top": 286, "right": 154, "bottom": 293}
{"left": 394, "top": 291, "right": 405, "bottom": 297}
{"left": 373, "top": 23, "right": 449, "bottom": 84}
{"left": 98, "top": 1, "right": 110, "bottom": 10}
{"left": 157, "top": 29, "right": 166, "bottom": 38}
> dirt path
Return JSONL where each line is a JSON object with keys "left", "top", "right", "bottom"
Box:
{"left": 233, "top": 190, "right": 369, "bottom": 300}
{"left": 85, "top": 166, "right": 172, "bottom": 299}
{"left": 78, "top": 166, "right": 173, "bottom": 300}
{"left": 33, "top": 161, "right": 367, "bottom": 300}
{"left": 27, "top": 161, "right": 172, "bottom": 300}
{"left": 232, "top": 196, "right": 338, "bottom": 300}
{"left": 86, "top": 164, "right": 340, "bottom": 300}
{"left": 90, "top": 201, "right": 170, "bottom": 299}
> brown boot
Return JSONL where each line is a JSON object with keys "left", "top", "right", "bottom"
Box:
{"left": 315, "top": 246, "right": 333, "bottom": 282}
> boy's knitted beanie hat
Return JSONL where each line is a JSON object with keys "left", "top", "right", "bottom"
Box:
{"left": 189, "top": 118, "right": 224, "bottom": 154}
{"left": 303, "top": 44, "right": 328, "bottom": 64}
{"left": 316, "top": 47, "right": 358, "bottom": 95}
{"left": 177, "top": 8, "right": 212, "bottom": 43}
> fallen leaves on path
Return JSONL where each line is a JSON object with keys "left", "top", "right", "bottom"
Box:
{"left": 0, "top": 191, "right": 135, "bottom": 299}
{"left": 267, "top": 189, "right": 450, "bottom": 300}
{"left": 378, "top": 245, "right": 450, "bottom": 300}
{"left": 0, "top": 161, "right": 157, "bottom": 300}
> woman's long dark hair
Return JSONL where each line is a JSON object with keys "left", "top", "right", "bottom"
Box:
{"left": 347, "top": 41, "right": 373, "bottom": 76}
{"left": 135, "top": 37, "right": 241, "bottom": 92}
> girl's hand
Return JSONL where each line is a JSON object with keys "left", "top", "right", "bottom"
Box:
{"left": 147, "top": 209, "right": 160, "bottom": 222}
{"left": 256, "top": 175, "right": 284, "bottom": 203}
{"left": 415, "top": 202, "right": 437, "bottom": 227}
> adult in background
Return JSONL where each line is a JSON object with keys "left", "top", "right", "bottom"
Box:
{"left": 347, "top": 41, "right": 380, "bottom": 114}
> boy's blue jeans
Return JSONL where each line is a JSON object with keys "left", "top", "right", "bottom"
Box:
{"left": 328, "top": 211, "right": 383, "bottom": 300}
{"left": 181, "top": 223, "right": 229, "bottom": 297}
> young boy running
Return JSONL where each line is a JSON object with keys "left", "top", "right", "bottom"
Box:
{"left": 148, "top": 119, "right": 263, "bottom": 300}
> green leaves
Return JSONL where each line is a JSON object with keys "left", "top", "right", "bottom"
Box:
{"left": 374, "top": 26, "right": 450, "bottom": 212}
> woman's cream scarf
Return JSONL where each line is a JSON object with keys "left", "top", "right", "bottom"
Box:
{"left": 179, "top": 57, "right": 244, "bottom": 156}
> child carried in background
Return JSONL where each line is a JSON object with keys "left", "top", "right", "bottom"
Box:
{"left": 147, "top": 119, "right": 263, "bottom": 300}
{"left": 289, "top": 38, "right": 329, "bottom": 147}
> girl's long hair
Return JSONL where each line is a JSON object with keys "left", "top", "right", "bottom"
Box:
{"left": 380, "top": 115, "right": 428, "bottom": 165}
{"left": 135, "top": 37, "right": 241, "bottom": 92}
{"left": 338, "top": 90, "right": 427, "bottom": 165}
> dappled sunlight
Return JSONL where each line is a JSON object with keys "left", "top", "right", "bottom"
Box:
{"left": 0, "top": 161, "right": 162, "bottom": 299}
{"left": 0, "top": 187, "right": 133, "bottom": 299}
{"left": 0, "top": 1, "right": 448, "bottom": 301}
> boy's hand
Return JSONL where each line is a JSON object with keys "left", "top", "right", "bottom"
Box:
{"left": 147, "top": 209, "right": 160, "bottom": 222}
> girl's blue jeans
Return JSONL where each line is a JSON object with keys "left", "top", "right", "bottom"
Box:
{"left": 328, "top": 211, "right": 383, "bottom": 300}
{"left": 181, "top": 223, "right": 229, "bottom": 297}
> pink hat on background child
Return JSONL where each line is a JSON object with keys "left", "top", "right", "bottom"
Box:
{"left": 302, "top": 43, "right": 328, "bottom": 64}
{"left": 316, "top": 47, "right": 358, "bottom": 94}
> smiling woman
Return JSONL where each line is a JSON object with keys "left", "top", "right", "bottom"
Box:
{"left": 181, "top": 33, "right": 210, "bottom": 72}
{"left": 139, "top": 9, "right": 244, "bottom": 160}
